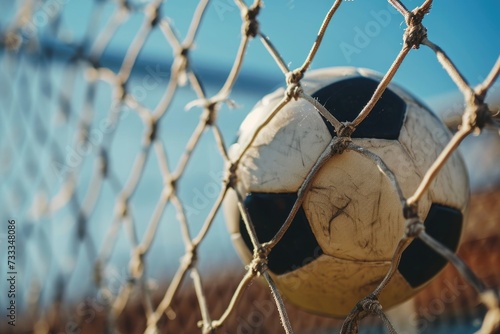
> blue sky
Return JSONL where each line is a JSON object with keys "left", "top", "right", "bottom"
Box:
{"left": 3, "top": 0, "right": 497, "bottom": 100}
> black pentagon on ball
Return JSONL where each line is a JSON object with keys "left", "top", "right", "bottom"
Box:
{"left": 398, "top": 203, "right": 463, "bottom": 287}
{"left": 311, "top": 77, "right": 407, "bottom": 139}
{"left": 239, "top": 192, "right": 323, "bottom": 275}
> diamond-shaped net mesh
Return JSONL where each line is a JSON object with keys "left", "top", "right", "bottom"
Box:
{"left": 0, "top": 1, "right": 499, "bottom": 333}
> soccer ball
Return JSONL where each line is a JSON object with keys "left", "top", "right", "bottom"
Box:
{"left": 224, "top": 67, "right": 469, "bottom": 317}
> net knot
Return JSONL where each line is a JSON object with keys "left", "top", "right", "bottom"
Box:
{"left": 145, "top": 316, "right": 160, "bottom": 334}
{"left": 145, "top": 3, "right": 161, "bottom": 27}
{"left": 172, "top": 47, "right": 190, "bottom": 86}
{"left": 117, "top": 79, "right": 128, "bottom": 102}
{"left": 403, "top": 11, "right": 428, "bottom": 49}
{"left": 286, "top": 69, "right": 304, "bottom": 86}
{"left": 331, "top": 136, "right": 351, "bottom": 155}
{"left": 165, "top": 177, "right": 176, "bottom": 196}
{"left": 146, "top": 118, "right": 158, "bottom": 142}
{"left": 463, "top": 94, "right": 492, "bottom": 132}
{"left": 341, "top": 295, "right": 383, "bottom": 334}
{"left": 285, "top": 83, "right": 302, "bottom": 101}
{"left": 129, "top": 247, "right": 145, "bottom": 278}
{"left": 285, "top": 70, "right": 304, "bottom": 100}
{"left": 179, "top": 47, "right": 189, "bottom": 57}
{"left": 182, "top": 245, "right": 198, "bottom": 269}
{"left": 248, "top": 247, "right": 269, "bottom": 275}
{"left": 115, "top": 197, "right": 129, "bottom": 218}
{"left": 242, "top": 4, "right": 260, "bottom": 38}
{"left": 359, "top": 295, "right": 383, "bottom": 314}
{"left": 405, "top": 217, "right": 424, "bottom": 238}
{"left": 338, "top": 122, "right": 355, "bottom": 138}
{"left": 403, "top": 201, "right": 418, "bottom": 220}
{"left": 227, "top": 162, "right": 239, "bottom": 189}
{"left": 197, "top": 321, "right": 216, "bottom": 334}
{"left": 202, "top": 102, "right": 218, "bottom": 126}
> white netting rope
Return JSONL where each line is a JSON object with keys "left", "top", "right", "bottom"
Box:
{"left": 0, "top": 0, "right": 499, "bottom": 333}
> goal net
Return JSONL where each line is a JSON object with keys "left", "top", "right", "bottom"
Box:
{"left": 0, "top": 1, "right": 499, "bottom": 333}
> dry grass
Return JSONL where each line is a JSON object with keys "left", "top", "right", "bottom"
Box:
{"left": 6, "top": 188, "right": 500, "bottom": 334}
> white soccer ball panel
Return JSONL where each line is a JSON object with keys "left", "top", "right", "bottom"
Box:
{"left": 351, "top": 137, "right": 433, "bottom": 222}
{"left": 398, "top": 101, "right": 469, "bottom": 209}
{"left": 235, "top": 98, "right": 331, "bottom": 194}
{"left": 236, "top": 87, "right": 284, "bottom": 148}
{"left": 274, "top": 254, "right": 391, "bottom": 317}
{"left": 430, "top": 153, "right": 469, "bottom": 211}
{"left": 352, "top": 138, "right": 425, "bottom": 198}
{"left": 303, "top": 151, "right": 405, "bottom": 261}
